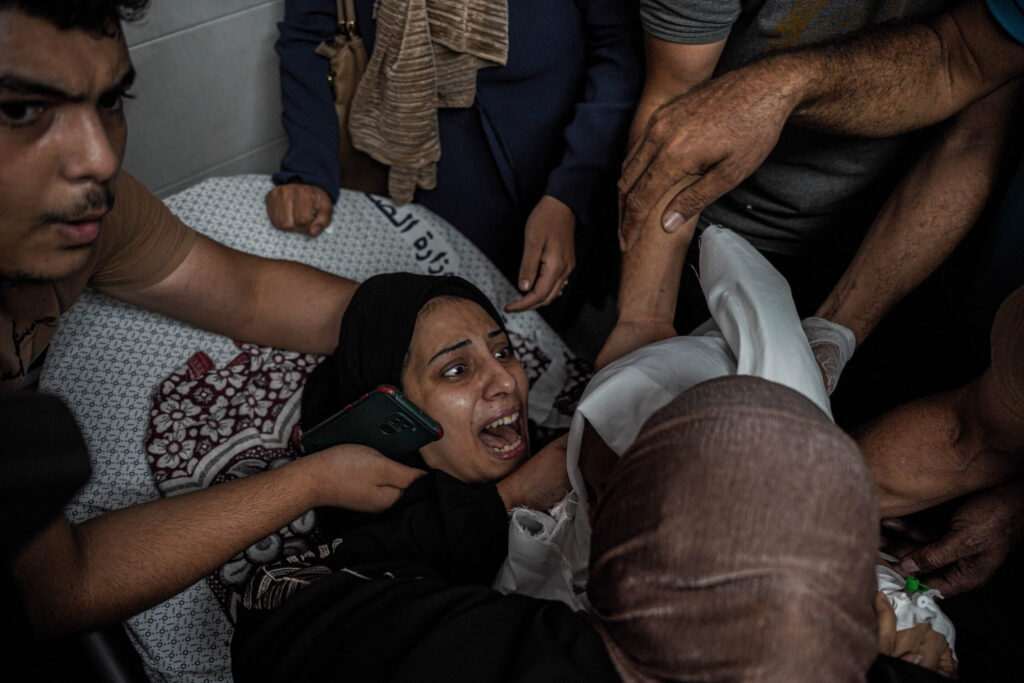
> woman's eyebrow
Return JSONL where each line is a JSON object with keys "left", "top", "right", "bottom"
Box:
{"left": 428, "top": 339, "right": 470, "bottom": 364}
{"left": 427, "top": 329, "right": 503, "bottom": 364}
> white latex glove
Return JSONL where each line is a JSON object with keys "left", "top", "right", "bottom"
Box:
{"left": 801, "top": 317, "right": 855, "bottom": 395}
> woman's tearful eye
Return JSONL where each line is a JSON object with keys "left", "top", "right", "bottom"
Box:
{"left": 0, "top": 101, "right": 46, "bottom": 126}
{"left": 495, "top": 345, "right": 515, "bottom": 361}
{"left": 442, "top": 363, "right": 467, "bottom": 379}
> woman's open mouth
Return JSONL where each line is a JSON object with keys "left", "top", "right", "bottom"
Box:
{"left": 479, "top": 409, "right": 526, "bottom": 459}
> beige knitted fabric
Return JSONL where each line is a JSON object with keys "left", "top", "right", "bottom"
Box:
{"left": 349, "top": 0, "right": 508, "bottom": 203}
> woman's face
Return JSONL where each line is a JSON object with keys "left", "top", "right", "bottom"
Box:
{"left": 402, "top": 296, "right": 530, "bottom": 483}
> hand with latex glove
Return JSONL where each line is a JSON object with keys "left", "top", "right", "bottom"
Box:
{"left": 801, "top": 317, "right": 856, "bottom": 395}
{"left": 885, "top": 479, "right": 1024, "bottom": 596}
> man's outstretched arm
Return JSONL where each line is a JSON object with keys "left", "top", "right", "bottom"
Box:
{"left": 596, "top": 35, "right": 722, "bottom": 368}
{"left": 114, "top": 233, "right": 355, "bottom": 355}
{"left": 816, "top": 79, "right": 1022, "bottom": 346}
{"left": 12, "top": 444, "right": 424, "bottom": 635}
{"left": 619, "top": 0, "right": 1024, "bottom": 249}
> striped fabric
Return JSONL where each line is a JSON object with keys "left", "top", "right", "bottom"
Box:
{"left": 349, "top": 0, "right": 508, "bottom": 203}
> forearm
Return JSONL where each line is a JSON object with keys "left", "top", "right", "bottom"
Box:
{"left": 597, "top": 197, "right": 695, "bottom": 366}
{"left": 816, "top": 80, "right": 1022, "bottom": 342}
{"left": 776, "top": 0, "right": 1024, "bottom": 137}
{"left": 117, "top": 235, "right": 357, "bottom": 355}
{"left": 12, "top": 456, "right": 324, "bottom": 635}
{"left": 621, "top": 35, "right": 728, "bottom": 314}
{"left": 617, "top": 212, "right": 695, "bottom": 323}
{"left": 242, "top": 255, "right": 355, "bottom": 353}
{"left": 628, "top": 34, "right": 726, "bottom": 150}
{"left": 860, "top": 384, "right": 1022, "bottom": 518}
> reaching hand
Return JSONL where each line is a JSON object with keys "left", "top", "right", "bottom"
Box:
{"left": 496, "top": 433, "right": 571, "bottom": 512}
{"left": 801, "top": 317, "right": 856, "bottom": 395}
{"left": 885, "top": 479, "right": 1024, "bottom": 596}
{"left": 265, "top": 182, "right": 334, "bottom": 236}
{"left": 306, "top": 443, "right": 426, "bottom": 513}
{"left": 595, "top": 319, "right": 677, "bottom": 370}
{"left": 617, "top": 64, "right": 796, "bottom": 251}
{"left": 506, "top": 196, "right": 576, "bottom": 313}
{"left": 874, "top": 593, "right": 957, "bottom": 678}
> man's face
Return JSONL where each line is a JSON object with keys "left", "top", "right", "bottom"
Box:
{"left": 0, "top": 9, "right": 133, "bottom": 283}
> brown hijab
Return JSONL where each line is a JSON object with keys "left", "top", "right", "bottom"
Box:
{"left": 587, "top": 375, "right": 879, "bottom": 682}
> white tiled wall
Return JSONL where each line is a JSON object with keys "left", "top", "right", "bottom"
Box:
{"left": 121, "top": 1, "right": 288, "bottom": 197}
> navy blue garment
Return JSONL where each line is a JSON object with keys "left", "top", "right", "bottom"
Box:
{"left": 273, "top": 0, "right": 642, "bottom": 278}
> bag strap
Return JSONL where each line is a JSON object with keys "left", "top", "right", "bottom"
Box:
{"left": 335, "top": 0, "right": 358, "bottom": 38}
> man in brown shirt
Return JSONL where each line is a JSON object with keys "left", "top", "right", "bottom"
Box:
{"left": 1, "top": 172, "right": 196, "bottom": 390}
{"left": 1, "top": 0, "right": 424, "bottom": 635}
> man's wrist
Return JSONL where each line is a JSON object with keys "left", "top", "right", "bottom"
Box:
{"left": 772, "top": 52, "right": 819, "bottom": 116}
{"left": 282, "top": 452, "right": 326, "bottom": 510}
{"left": 739, "top": 50, "right": 821, "bottom": 126}
{"left": 495, "top": 475, "right": 523, "bottom": 513}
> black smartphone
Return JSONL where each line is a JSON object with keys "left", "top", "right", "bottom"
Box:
{"left": 300, "top": 384, "right": 443, "bottom": 461}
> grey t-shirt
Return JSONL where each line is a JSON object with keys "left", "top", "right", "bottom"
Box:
{"left": 640, "top": 0, "right": 951, "bottom": 256}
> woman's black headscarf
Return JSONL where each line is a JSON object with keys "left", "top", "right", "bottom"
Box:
{"left": 301, "top": 272, "right": 507, "bottom": 432}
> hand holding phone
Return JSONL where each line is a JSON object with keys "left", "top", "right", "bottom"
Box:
{"left": 303, "top": 442, "right": 427, "bottom": 512}
{"left": 301, "top": 385, "right": 443, "bottom": 462}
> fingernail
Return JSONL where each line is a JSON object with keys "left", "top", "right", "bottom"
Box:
{"left": 900, "top": 558, "right": 919, "bottom": 574}
{"left": 663, "top": 211, "right": 685, "bottom": 233}
{"left": 617, "top": 228, "right": 626, "bottom": 251}
{"left": 519, "top": 279, "right": 530, "bottom": 291}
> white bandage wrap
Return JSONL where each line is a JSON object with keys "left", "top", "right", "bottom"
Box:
{"left": 876, "top": 565, "right": 957, "bottom": 659}
{"left": 801, "top": 317, "right": 856, "bottom": 395}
